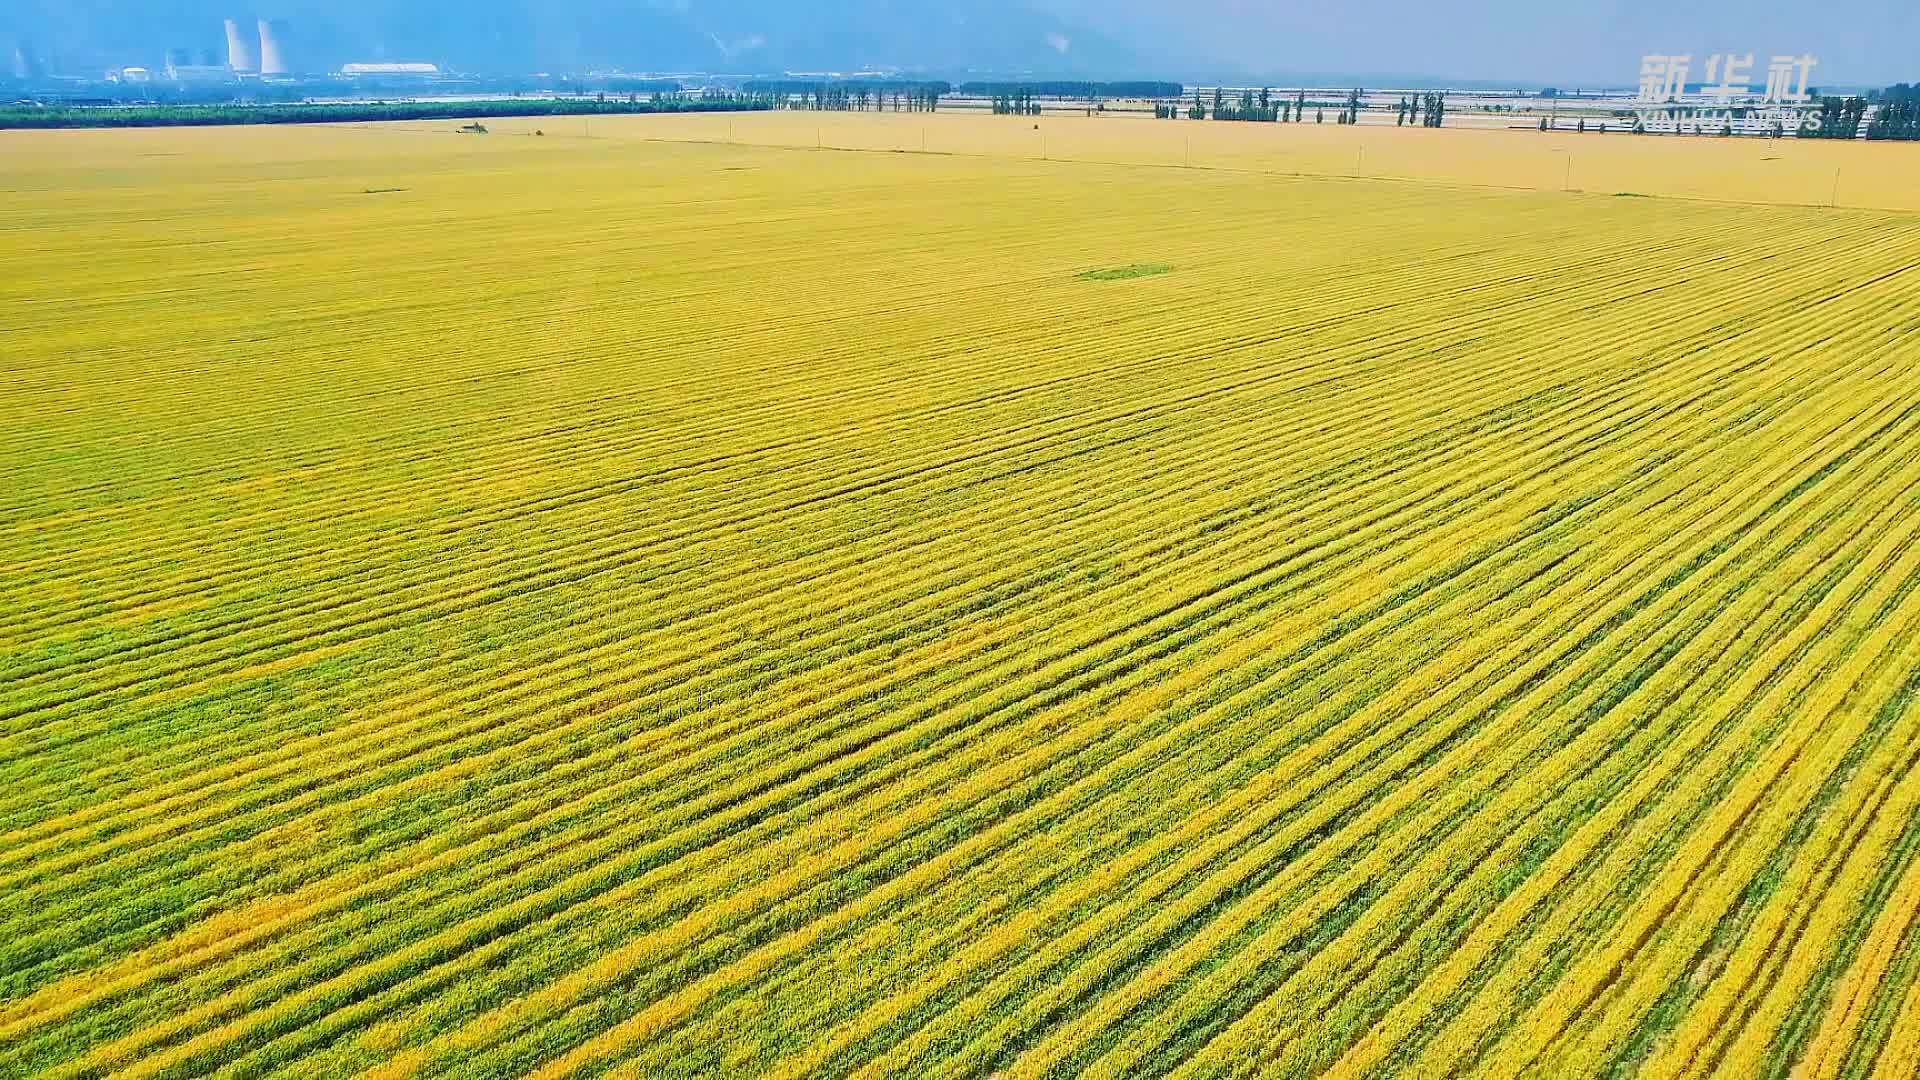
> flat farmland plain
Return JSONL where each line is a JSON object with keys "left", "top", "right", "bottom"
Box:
{"left": 510, "top": 110, "right": 1920, "bottom": 211}
{"left": 3, "top": 118, "right": 1920, "bottom": 1078}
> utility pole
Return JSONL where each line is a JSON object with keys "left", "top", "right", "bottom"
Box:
{"left": 1356, "top": 145, "right": 1364, "bottom": 176}
{"left": 1565, "top": 155, "right": 1572, "bottom": 191}
{"left": 1832, "top": 167, "right": 1841, "bottom": 207}
{"left": 1184, "top": 136, "right": 1190, "bottom": 168}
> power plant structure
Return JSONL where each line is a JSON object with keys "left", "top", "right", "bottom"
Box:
{"left": 11, "top": 40, "right": 44, "bottom": 81}
{"left": 257, "top": 19, "right": 290, "bottom": 77}
{"left": 167, "top": 44, "right": 235, "bottom": 83}
{"left": 7, "top": 20, "right": 301, "bottom": 86}
{"left": 224, "top": 18, "right": 257, "bottom": 73}
{"left": 221, "top": 17, "right": 294, "bottom": 77}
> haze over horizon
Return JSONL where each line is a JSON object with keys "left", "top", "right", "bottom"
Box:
{"left": 5, "top": 0, "right": 1910, "bottom": 88}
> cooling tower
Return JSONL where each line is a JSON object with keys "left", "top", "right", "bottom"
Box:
{"left": 225, "top": 19, "right": 257, "bottom": 72}
{"left": 11, "top": 40, "right": 44, "bottom": 81}
{"left": 257, "top": 19, "right": 290, "bottom": 76}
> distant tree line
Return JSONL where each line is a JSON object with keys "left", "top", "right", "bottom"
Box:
{"left": 1806, "top": 95, "right": 1871, "bottom": 139}
{"left": 992, "top": 91, "right": 1042, "bottom": 116}
{"left": 960, "top": 81, "right": 1183, "bottom": 99}
{"left": 1866, "top": 84, "right": 1920, "bottom": 140}
{"left": 1394, "top": 92, "right": 1446, "bottom": 127}
{"left": 1210, "top": 87, "right": 1283, "bottom": 121}
{"left": 741, "top": 79, "right": 949, "bottom": 112}
{"left": 598, "top": 78, "right": 686, "bottom": 94}
{"left": 0, "top": 96, "right": 769, "bottom": 130}
{"left": 1153, "top": 88, "right": 1380, "bottom": 124}
{"left": 1614, "top": 87, "right": 1915, "bottom": 139}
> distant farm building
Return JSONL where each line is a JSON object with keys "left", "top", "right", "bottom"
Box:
{"left": 165, "top": 48, "right": 234, "bottom": 83}
{"left": 340, "top": 63, "right": 440, "bottom": 80}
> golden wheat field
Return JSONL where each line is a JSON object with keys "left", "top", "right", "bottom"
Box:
{"left": 3, "top": 114, "right": 1920, "bottom": 1078}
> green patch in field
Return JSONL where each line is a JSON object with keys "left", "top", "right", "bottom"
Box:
{"left": 1077, "top": 263, "right": 1173, "bottom": 281}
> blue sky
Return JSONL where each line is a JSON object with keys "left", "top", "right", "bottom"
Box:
{"left": 9, "top": 0, "right": 1914, "bottom": 86}
{"left": 1042, "top": 0, "right": 1914, "bottom": 86}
